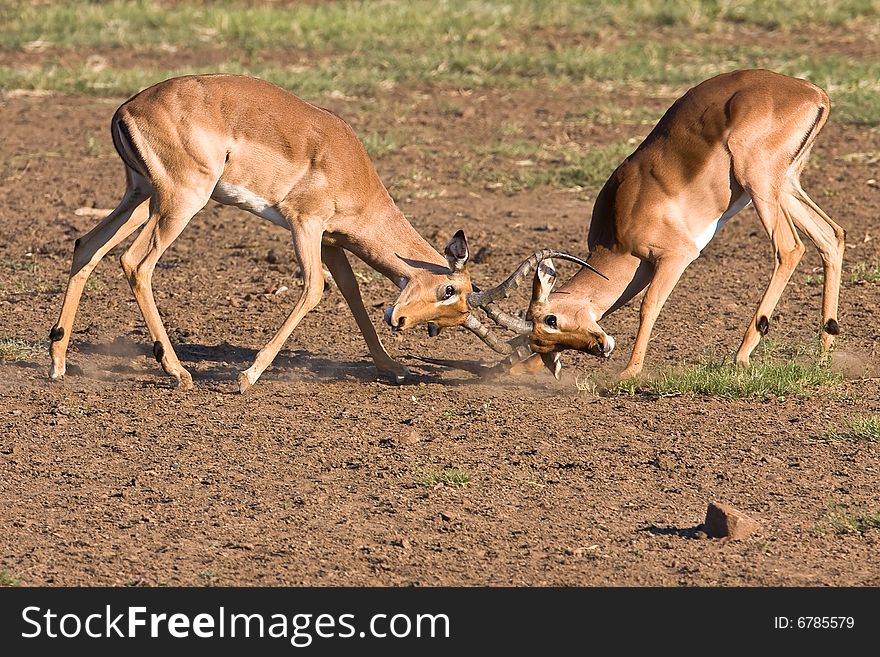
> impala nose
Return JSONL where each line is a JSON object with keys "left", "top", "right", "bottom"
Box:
{"left": 384, "top": 306, "right": 407, "bottom": 331}
{"left": 600, "top": 334, "right": 615, "bottom": 356}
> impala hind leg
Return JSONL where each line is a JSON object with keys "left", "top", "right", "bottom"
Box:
{"left": 735, "top": 195, "right": 806, "bottom": 366}
{"left": 120, "top": 192, "right": 209, "bottom": 390}
{"left": 49, "top": 189, "right": 151, "bottom": 380}
{"left": 239, "top": 220, "right": 325, "bottom": 393}
{"left": 617, "top": 254, "right": 695, "bottom": 381}
{"left": 321, "top": 245, "right": 409, "bottom": 382}
{"left": 788, "top": 184, "right": 845, "bottom": 352}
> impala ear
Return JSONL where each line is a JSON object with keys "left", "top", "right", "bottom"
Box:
{"left": 444, "top": 230, "right": 469, "bottom": 272}
{"left": 540, "top": 351, "right": 562, "bottom": 380}
{"left": 531, "top": 258, "right": 557, "bottom": 304}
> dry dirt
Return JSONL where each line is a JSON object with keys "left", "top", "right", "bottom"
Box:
{"left": 1, "top": 76, "right": 879, "bottom": 586}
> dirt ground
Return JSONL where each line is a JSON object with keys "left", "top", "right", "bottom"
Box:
{"left": 1, "top": 73, "right": 879, "bottom": 586}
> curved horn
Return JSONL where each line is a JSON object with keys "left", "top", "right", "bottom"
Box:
{"left": 466, "top": 250, "right": 607, "bottom": 308}
{"left": 463, "top": 314, "right": 512, "bottom": 354}
{"left": 481, "top": 303, "right": 533, "bottom": 334}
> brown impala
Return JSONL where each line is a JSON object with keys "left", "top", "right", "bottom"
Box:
{"left": 488, "top": 69, "right": 844, "bottom": 380}
{"left": 48, "top": 74, "right": 595, "bottom": 392}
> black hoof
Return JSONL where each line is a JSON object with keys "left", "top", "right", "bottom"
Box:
{"left": 757, "top": 316, "right": 770, "bottom": 336}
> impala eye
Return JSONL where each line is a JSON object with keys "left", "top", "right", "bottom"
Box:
{"left": 442, "top": 285, "right": 456, "bottom": 300}
{"left": 545, "top": 315, "right": 558, "bottom": 329}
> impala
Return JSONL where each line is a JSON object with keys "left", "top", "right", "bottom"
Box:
{"left": 487, "top": 69, "right": 844, "bottom": 380}
{"left": 48, "top": 74, "right": 593, "bottom": 392}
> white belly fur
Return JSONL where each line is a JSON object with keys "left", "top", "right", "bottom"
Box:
{"left": 212, "top": 181, "right": 288, "bottom": 227}
{"left": 693, "top": 192, "right": 752, "bottom": 252}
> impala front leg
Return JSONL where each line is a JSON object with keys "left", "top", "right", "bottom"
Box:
{"left": 321, "top": 244, "right": 409, "bottom": 383}
{"left": 618, "top": 254, "right": 694, "bottom": 381}
{"left": 239, "top": 220, "right": 325, "bottom": 393}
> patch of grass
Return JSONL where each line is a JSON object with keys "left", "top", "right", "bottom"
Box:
{"left": 50, "top": 404, "right": 97, "bottom": 419}
{"left": 565, "top": 104, "right": 661, "bottom": 126}
{"left": 846, "top": 261, "right": 880, "bottom": 285}
{"left": 478, "top": 140, "right": 633, "bottom": 191}
{"left": 414, "top": 467, "right": 473, "bottom": 488}
{"left": 0, "top": 258, "right": 37, "bottom": 273}
{"left": 84, "top": 135, "right": 114, "bottom": 159}
{"left": 0, "top": 571, "right": 20, "bottom": 587}
{"left": 84, "top": 275, "right": 103, "bottom": 292}
{"left": 443, "top": 401, "right": 492, "bottom": 418}
{"left": 2, "top": 1, "right": 876, "bottom": 51}
{"left": 360, "top": 130, "right": 402, "bottom": 159}
{"left": 803, "top": 273, "right": 822, "bottom": 287}
{"left": 633, "top": 347, "right": 843, "bottom": 399}
{"left": 574, "top": 374, "right": 600, "bottom": 395}
{"left": 1, "top": 275, "right": 59, "bottom": 296}
{"left": 829, "top": 415, "right": 880, "bottom": 442}
{"left": 0, "top": 336, "right": 42, "bottom": 361}
{"left": 827, "top": 503, "right": 880, "bottom": 535}
{"left": 2, "top": 2, "right": 879, "bottom": 125}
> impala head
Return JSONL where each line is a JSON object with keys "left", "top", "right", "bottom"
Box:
{"left": 527, "top": 259, "right": 615, "bottom": 359}
{"left": 384, "top": 230, "right": 475, "bottom": 332}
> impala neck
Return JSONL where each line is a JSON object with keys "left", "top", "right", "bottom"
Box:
{"left": 554, "top": 245, "right": 646, "bottom": 320}
{"left": 346, "top": 204, "right": 449, "bottom": 288}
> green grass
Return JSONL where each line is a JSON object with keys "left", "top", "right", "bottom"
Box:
{"left": 565, "top": 104, "right": 662, "bottom": 126}
{"left": 0, "top": 258, "right": 37, "bottom": 273}
{"left": 477, "top": 140, "right": 634, "bottom": 191}
{"left": 847, "top": 261, "right": 880, "bottom": 285}
{"left": 827, "top": 503, "right": 880, "bottom": 535}
{"left": 414, "top": 467, "right": 473, "bottom": 488}
{"left": 614, "top": 345, "right": 843, "bottom": 398}
{"left": 829, "top": 416, "right": 880, "bottom": 442}
{"left": 360, "top": 130, "right": 402, "bottom": 159}
{"left": 442, "top": 402, "right": 492, "bottom": 418}
{"left": 1, "top": 2, "right": 878, "bottom": 124}
{"left": 0, "top": 336, "right": 42, "bottom": 362}
{"left": 0, "top": 571, "right": 20, "bottom": 587}
{"left": 2, "top": 1, "right": 876, "bottom": 50}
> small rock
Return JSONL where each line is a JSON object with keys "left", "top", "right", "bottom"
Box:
{"left": 693, "top": 530, "right": 708, "bottom": 540}
{"left": 472, "top": 246, "right": 492, "bottom": 264}
{"left": 703, "top": 502, "right": 760, "bottom": 540}
{"left": 266, "top": 249, "right": 280, "bottom": 264}
{"left": 439, "top": 511, "right": 457, "bottom": 522}
{"left": 391, "top": 538, "right": 412, "bottom": 550}
{"left": 653, "top": 453, "right": 676, "bottom": 471}
{"left": 395, "top": 428, "right": 421, "bottom": 446}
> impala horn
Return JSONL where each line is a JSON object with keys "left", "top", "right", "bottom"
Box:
{"left": 463, "top": 314, "right": 513, "bottom": 354}
{"left": 465, "top": 250, "right": 606, "bottom": 309}
{"left": 481, "top": 303, "right": 533, "bottom": 334}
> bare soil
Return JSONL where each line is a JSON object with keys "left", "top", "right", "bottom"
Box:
{"left": 1, "top": 72, "right": 879, "bottom": 586}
